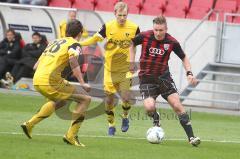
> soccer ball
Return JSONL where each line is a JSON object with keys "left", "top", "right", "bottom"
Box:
{"left": 146, "top": 126, "right": 165, "bottom": 144}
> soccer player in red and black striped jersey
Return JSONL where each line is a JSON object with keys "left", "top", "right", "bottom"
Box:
{"left": 130, "top": 16, "right": 201, "bottom": 146}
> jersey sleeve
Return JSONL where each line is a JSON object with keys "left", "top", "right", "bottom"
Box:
{"left": 96, "top": 24, "right": 106, "bottom": 39}
{"left": 68, "top": 43, "right": 82, "bottom": 58}
{"left": 135, "top": 27, "right": 140, "bottom": 36}
{"left": 132, "top": 32, "right": 144, "bottom": 46}
{"left": 173, "top": 42, "right": 185, "bottom": 60}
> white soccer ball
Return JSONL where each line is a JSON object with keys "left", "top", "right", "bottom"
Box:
{"left": 146, "top": 126, "right": 165, "bottom": 144}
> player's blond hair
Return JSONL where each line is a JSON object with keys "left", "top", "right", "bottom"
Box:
{"left": 153, "top": 16, "right": 167, "bottom": 25}
{"left": 114, "top": 1, "right": 128, "bottom": 12}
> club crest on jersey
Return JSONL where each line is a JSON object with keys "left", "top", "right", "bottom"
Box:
{"left": 164, "top": 44, "right": 169, "bottom": 50}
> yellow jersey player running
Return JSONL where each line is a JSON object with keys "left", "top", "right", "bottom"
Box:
{"left": 80, "top": 2, "right": 140, "bottom": 135}
{"left": 21, "top": 20, "right": 91, "bottom": 147}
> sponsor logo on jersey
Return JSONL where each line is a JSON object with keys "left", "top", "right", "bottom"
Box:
{"left": 149, "top": 47, "right": 165, "bottom": 56}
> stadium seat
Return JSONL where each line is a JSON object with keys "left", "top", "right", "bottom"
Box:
{"left": 189, "top": 0, "right": 215, "bottom": 21}
{"left": 123, "top": 0, "right": 142, "bottom": 14}
{"left": 140, "top": 0, "right": 166, "bottom": 15}
{"left": 143, "top": 0, "right": 167, "bottom": 9}
{"left": 48, "top": 0, "right": 72, "bottom": 8}
{"left": 210, "top": 0, "right": 237, "bottom": 22}
{"left": 186, "top": 7, "right": 209, "bottom": 19}
{"left": 233, "top": 1, "right": 240, "bottom": 23}
{"left": 190, "top": 0, "right": 215, "bottom": 11}
{"left": 72, "top": 0, "right": 95, "bottom": 10}
{"left": 140, "top": 2, "right": 162, "bottom": 15}
{"left": 167, "top": 0, "right": 190, "bottom": 8}
{"left": 233, "top": 15, "right": 240, "bottom": 23}
{"left": 144, "top": 0, "right": 167, "bottom": 5}
{"left": 237, "top": 0, "right": 240, "bottom": 8}
{"left": 164, "top": 5, "right": 186, "bottom": 18}
{"left": 214, "top": 0, "right": 237, "bottom": 12}
{"left": 209, "top": 11, "right": 233, "bottom": 22}
{"left": 94, "top": 0, "right": 117, "bottom": 12}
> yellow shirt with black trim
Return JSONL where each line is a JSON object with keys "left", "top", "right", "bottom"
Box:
{"left": 80, "top": 19, "right": 140, "bottom": 73}
{"left": 33, "top": 37, "right": 82, "bottom": 86}
{"left": 58, "top": 20, "right": 89, "bottom": 38}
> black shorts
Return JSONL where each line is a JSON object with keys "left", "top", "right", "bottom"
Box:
{"left": 139, "top": 75, "right": 178, "bottom": 101}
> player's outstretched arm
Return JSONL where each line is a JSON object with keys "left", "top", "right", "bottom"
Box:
{"left": 69, "top": 55, "right": 91, "bottom": 92}
{"left": 79, "top": 34, "right": 103, "bottom": 46}
{"left": 182, "top": 56, "right": 198, "bottom": 86}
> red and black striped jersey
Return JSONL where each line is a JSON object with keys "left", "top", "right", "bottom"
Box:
{"left": 132, "top": 30, "right": 185, "bottom": 77}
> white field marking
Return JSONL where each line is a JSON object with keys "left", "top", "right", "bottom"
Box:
{"left": 1, "top": 131, "right": 240, "bottom": 144}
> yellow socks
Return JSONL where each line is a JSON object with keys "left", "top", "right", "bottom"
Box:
{"left": 27, "top": 101, "right": 55, "bottom": 127}
{"left": 105, "top": 104, "right": 115, "bottom": 127}
{"left": 122, "top": 102, "right": 131, "bottom": 118}
{"left": 66, "top": 115, "right": 85, "bottom": 139}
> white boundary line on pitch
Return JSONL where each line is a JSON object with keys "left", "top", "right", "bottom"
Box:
{"left": 1, "top": 131, "right": 240, "bottom": 144}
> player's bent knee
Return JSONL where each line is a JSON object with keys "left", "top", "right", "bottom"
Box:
{"left": 105, "top": 96, "right": 115, "bottom": 106}
{"left": 145, "top": 104, "right": 156, "bottom": 114}
{"left": 55, "top": 100, "right": 67, "bottom": 109}
{"left": 122, "top": 97, "right": 129, "bottom": 103}
{"left": 71, "top": 93, "right": 91, "bottom": 104}
{"left": 84, "top": 95, "right": 91, "bottom": 104}
{"left": 144, "top": 99, "right": 155, "bottom": 112}
{"left": 121, "top": 93, "right": 131, "bottom": 103}
{"left": 76, "top": 95, "right": 91, "bottom": 105}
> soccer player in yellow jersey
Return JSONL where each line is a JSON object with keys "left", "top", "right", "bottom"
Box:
{"left": 58, "top": 10, "right": 88, "bottom": 39}
{"left": 21, "top": 20, "right": 91, "bottom": 147}
{"left": 80, "top": 2, "right": 140, "bottom": 135}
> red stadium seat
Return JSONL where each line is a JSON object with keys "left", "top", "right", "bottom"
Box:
{"left": 214, "top": 0, "right": 237, "bottom": 12}
{"left": 48, "top": 0, "right": 72, "bottom": 8}
{"left": 191, "top": 0, "right": 215, "bottom": 11}
{"left": 123, "top": 0, "right": 142, "bottom": 14}
{"left": 140, "top": 0, "right": 166, "bottom": 15}
{"left": 186, "top": 7, "right": 209, "bottom": 19}
{"left": 189, "top": 0, "right": 215, "bottom": 21}
{"left": 163, "top": 5, "right": 186, "bottom": 18}
{"left": 144, "top": 0, "right": 167, "bottom": 5}
{"left": 237, "top": 0, "right": 240, "bottom": 7}
{"left": 94, "top": 0, "right": 117, "bottom": 12}
{"left": 167, "top": 0, "right": 190, "bottom": 8}
{"left": 141, "top": 0, "right": 189, "bottom": 18}
{"left": 140, "top": 2, "right": 162, "bottom": 15}
{"left": 72, "top": 0, "right": 95, "bottom": 10}
{"left": 209, "top": 0, "right": 237, "bottom": 22}
{"left": 233, "top": 15, "right": 240, "bottom": 23}
{"left": 143, "top": 0, "right": 167, "bottom": 8}
{"left": 209, "top": 11, "right": 234, "bottom": 22}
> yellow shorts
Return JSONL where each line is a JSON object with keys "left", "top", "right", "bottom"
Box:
{"left": 34, "top": 80, "right": 75, "bottom": 101}
{"left": 104, "top": 71, "right": 131, "bottom": 94}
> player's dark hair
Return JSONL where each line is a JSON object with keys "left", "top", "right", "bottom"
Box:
{"left": 66, "top": 19, "right": 83, "bottom": 38}
{"left": 153, "top": 16, "right": 167, "bottom": 25}
{"left": 32, "top": 32, "right": 41, "bottom": 37}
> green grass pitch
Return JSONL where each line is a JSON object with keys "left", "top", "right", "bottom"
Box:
{"left": 0, "top": 93, "right": 240, "bottom": 159}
